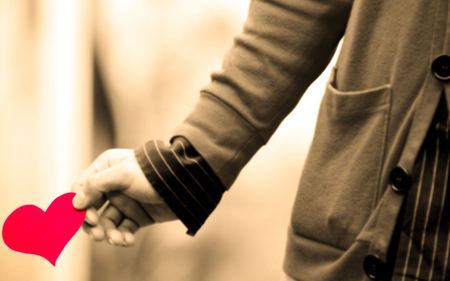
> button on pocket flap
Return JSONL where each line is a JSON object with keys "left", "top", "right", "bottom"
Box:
{"left": 326, "top": 67, "right": 391, "bottom": 117}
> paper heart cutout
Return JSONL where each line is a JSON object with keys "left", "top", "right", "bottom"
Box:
{"left": 2, "top": 192, "right": 86, "bottom": 266}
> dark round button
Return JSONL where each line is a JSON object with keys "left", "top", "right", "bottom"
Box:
{"left": 390, "top": 166, "right": 411, "bottom": 193}
{"left": 364, "top": 255, "right": 386, "bottom": 280}
{"left": 432, "top": 55, "right": 450, "bottom": 81}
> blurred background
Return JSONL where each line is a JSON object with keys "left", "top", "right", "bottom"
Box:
{"left": 0, "top": 0, "right": 340, "bottom": 280}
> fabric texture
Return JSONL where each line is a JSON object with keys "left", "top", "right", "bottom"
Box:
{"left": 392, "top": 95, "right": 450, "bottom": 281}
{"left": 136, "top": 0, "right": 450, "bottom": 280}
{"left": 134, "top": 137, "right": 225, "bottom": 235}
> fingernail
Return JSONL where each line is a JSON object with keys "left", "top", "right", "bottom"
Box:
{"left": 72, "top": 192, "right": 86, "bottom": 209}
{"left": 123, "top": 240, "right": 128, "bottom": 246}
{"left": 107, "top": 238, "right": 114, "bottom": 244}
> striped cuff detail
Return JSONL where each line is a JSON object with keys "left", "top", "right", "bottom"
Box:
{"left": 134, "top": 137, "right": 225, "bottom": 236}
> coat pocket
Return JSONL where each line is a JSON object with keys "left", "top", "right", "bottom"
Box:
{"left": 290, "top": 67, "right": 391, "bottom": 250}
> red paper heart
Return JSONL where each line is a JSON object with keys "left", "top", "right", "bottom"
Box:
{"left": 2, "top": 192, "right": 86, "bottom": 266}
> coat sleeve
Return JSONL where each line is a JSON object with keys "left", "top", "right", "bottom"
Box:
{"left": 172, "top": 0, "right": 354, "bottom": 188}
{"left": 134, "top": 137, "right": 226, "bottom": 236}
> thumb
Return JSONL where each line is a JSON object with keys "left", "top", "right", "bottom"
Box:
{"left": 73, "top": 163, "right": 133, "bottom": 209}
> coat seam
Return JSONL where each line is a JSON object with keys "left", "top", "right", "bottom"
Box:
{"left": 373, "top": 87, "right": 392, "bottom": 209}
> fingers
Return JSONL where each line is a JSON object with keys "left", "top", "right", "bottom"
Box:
{"left": 70, "top": 148, "right": 171, "bottom": 246}
{"left": 73, "top": 163, "right": 133, "bottom": 209}
{"left": 81, "top": 222, "right": 105, "bottom": 242}
{"left": 82, "top": 202, "right": 141, "bottom": 246}
{"left": 85, "top": 207, "right": 99, "bottom": 226}
{"left": 78, "top": 199, "right": 106, "bottom": 240}
{"left": 118, "top": 219, "right": 139, "bottom": 247}
{"left": 80, "top": 206, "right": 105, "bottom": 239}
{"left": 99, "top": 204, "right": 125, "bottom": 246}
{"left": 139, "top": 203, "right": 178, "bottom": 223}
{"left": 73, "top": 189, "right": 107, "bottom": 210}
{"left": 107, "top": 191, "right": 155, "bottom": 227}
{"left": 73, "top": 148, "right": 164, "bottom": 215}
{"left": 97, "top": 203, "right": 143, "bottom": 247}
{"left": 71, "top": 149, "right": 133, "bottom": 210}
{"left": 70, "top": 151, "right": 113, "bottom": 194}
{"left": 97, "top": 203, "right": 138, "bottom": 247}
{"left": 71, "top": 149, "right": 132, "bottom": 189}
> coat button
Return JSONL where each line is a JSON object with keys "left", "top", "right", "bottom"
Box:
{"left": 390, "top": 166, "right": 411, "bottom": 193}
{"left": 364, "top": 255, "right": 386, "bottom": 280}
{"left": 432, "top": 55, "right": 450, "bottom": 80}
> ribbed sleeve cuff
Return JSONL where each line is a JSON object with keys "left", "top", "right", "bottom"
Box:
{"left": 172, "top": 91, "right": 265, "bottom": 188}
{"left": 134, "top": 137, "right": 225, "bottom": 236}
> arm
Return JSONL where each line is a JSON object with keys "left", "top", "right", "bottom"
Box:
{"left": 72, "top": 0, "right": 354, "bottom": 243}
{"left": 143, "top": 0, "right": 354, "bottom": 235}
{"left": 174, "top": 0, "right": 353, "bottom": 188}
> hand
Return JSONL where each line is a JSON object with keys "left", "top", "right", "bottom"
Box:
{"left": 71, "top": 149, "right": 177, "bottom": 246}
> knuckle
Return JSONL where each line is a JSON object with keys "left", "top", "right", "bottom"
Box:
{"left": 71, "top": 181, "right": 83, "bottom": 192}
{"left": 85, "top": 176, "right": 96, "bottom": 189}
{"left": 122, "top": 169, "right": 135, "bottom": 185}
{"left": 117, "top": 164, "right": 135, "bottom": 188}
{"left": 103, "top": 149, "right": 117, "bottom": 158}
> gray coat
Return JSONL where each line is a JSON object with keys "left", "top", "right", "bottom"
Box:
{"left": 173, "top": 0, "right": 450, "bottom": 279}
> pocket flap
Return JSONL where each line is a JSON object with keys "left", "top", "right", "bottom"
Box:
{"left": 326, "top": 67, "right": 391, "bottom": 117}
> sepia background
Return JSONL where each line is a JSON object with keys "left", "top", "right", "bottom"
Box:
{"left": 0, "top": 0, "right": 340, "bottom": 280}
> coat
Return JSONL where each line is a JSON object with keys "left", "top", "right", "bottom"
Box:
{"left": 172, "top": 0, "right": 450, "bottom": 279}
